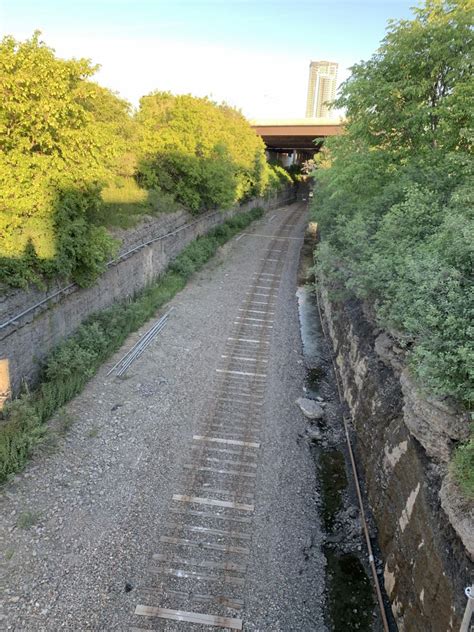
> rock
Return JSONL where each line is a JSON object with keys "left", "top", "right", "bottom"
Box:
{"left": 307, "top": 428, "right": 322, "bottom": 441}
{"left": 401, "top": 369, "right": 469, "bottom": 463}
{"left": 296, "top": 397, "right": 325, "bottom": 420}
{"left": 439, "top": 474, "right": 474, "bottom": 561}
{"left": 347, "top": 505, "right": 359, "bottom": 519}
{"left": 325, "top": 532, "right": 343, "bottom": 544}
{"left": 374, "top": 332, "right": 405, "bottom": 374}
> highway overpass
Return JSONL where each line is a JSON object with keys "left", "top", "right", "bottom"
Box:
{"left": 250, "top": 117, "right": 344, "bottom": 162}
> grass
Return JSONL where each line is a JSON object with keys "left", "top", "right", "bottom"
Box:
{"left": 57, "top": 411, "right": 73, "bottom": 436}
{"left": 95, "top": 177, "right": 180, "bottom": 228}
{"left": 16, "top": 510, "right": 41, "bottom": 529}
{"left": 451, "top": 431, "right": 474, "bottom": 498}
{"left": 0, "top": 206, "right": 264, "bottom": 483}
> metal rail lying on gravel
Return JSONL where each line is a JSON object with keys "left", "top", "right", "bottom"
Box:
{"left": 106, "top": 308, "right": 173, "bottom": 377}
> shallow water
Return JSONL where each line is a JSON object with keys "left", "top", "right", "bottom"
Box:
{"left": 296, "top": 231, "right": 377, "bottom": 631}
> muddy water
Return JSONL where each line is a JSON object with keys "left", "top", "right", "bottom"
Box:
{"left": 296, "top": 227, "right": 383, "bottom": 631}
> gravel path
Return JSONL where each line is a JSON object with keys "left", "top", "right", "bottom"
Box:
{"left": 0, "top": 203, "right": 326, "bottom": 631}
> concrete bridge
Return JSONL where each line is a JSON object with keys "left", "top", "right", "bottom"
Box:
{"left": 250, "top": 117, "right": 344, "bottom": 163}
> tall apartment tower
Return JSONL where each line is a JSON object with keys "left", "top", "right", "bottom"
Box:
{"left": 305, "top": 60, "right": 338, "bottom": 118}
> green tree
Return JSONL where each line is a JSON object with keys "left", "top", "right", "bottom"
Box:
{"left": 0, "top": 33, "right": 118, "bottom": 285}
{"left": 136, "top": 92, "right": 268, "bottom": 206}
{"left": 312, "top": 0, "right": 474, "bottom": 410}
{"left": 336, "top": 0, "right": 473, "bottom": 157}
{"left": 78, "top": 81, "right": 140, "bottom": 179}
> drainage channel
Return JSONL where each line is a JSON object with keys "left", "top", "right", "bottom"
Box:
{"left": 130, "top": 203, "right": 305, "bottom": 630}
{"left": 296, "top": 227, "right": 396, "bottom": 632}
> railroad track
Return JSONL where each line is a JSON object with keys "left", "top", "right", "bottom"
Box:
{"left": 131, "top": 203, "right": 306, "bottom": 631}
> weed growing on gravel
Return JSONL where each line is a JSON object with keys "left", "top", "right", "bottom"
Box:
{"left": 5, "top": 547, "right": 15, "bottom": 560}
{"left": 16, "top": 511, "right": 41, "bottom": 529}
{"left": 57, "top": 411, "right": 73, "bottom": 436}
{"left": 0, "top": 207, "right": 264, "bottom": 483}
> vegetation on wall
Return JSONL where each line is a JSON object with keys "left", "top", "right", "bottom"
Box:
{"left": 0, "top": 206, "right": 264, "bottom": 483}
{"left": 311, "top": 0, "right": 473, "bottom": 494}
{"left": 0, "top": 34, "right": 286, "bottom": 289}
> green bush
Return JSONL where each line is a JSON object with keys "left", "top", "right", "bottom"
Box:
{"left": 141, "top": 148, "right": 238, "bottom": 213}
{"left": 310, "top": 0, "right": 473, "bottom": 492}
{"left": 312, "top": 1, "right": 473, "bottom": 407}
{"left": 136, "top": 92, "right": 268, "bottom": 202}
{"left": 0, "top": 36, "right": 276, "bottom": 289}
{"left": 0, "top": 206, "right": 264, "bottom": 482}
{"left": 0, "top": 185, "right": 119, "bottom": 288}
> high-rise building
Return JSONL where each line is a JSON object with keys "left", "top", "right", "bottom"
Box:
{"left": 305, "top": 61, "right": 338, "bottom": 118}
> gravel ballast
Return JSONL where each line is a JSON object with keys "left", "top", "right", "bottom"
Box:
{"left": 0, "top": 203, "right": 326, "bottom": 631}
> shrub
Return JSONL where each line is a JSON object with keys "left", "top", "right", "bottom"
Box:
{"left": 0, "top": 34, "right": 126, "bottom": 288}
{"left": 136, "top": 92, "right": 268, "bottom": 204}
{"left": 309, "top": 0, "right": 474, "bottom": 493}
{"left": 0, "top": 35, "right": 280, "bottom": 289}
{"left": 142, "top": 148, "right": 238, "bottom": 213}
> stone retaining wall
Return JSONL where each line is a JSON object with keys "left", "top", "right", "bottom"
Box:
{"left": 319, "top": 287, "right": 473, "bottom": 632}
{"left": 0, "top": 188, "right": 294, "bottom": 396}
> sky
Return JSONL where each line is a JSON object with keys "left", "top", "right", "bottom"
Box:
{"left": 1, "top": 0, "right": 416, "bottom": 119}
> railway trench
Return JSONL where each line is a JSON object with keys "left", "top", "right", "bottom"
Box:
{"left": 0, "top": 202, "right": 327, "bottom": 631}
{"left": 130, "top": 202, "right": 325, "bottom": 631}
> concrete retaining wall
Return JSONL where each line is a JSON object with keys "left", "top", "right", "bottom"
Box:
{"left": 0, "top": 188, "right": 295, "bottom": 396}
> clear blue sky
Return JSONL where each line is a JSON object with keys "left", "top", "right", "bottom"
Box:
{"left": 1, "top": 0, "right": 417, "bottom": 117}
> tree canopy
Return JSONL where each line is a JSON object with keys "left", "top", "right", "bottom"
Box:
{"left": 136, "top": 92, "right": 269, "bottom": 210}
{"left": 313, "top": 0, "right": 473, "bottom": 409}
{"left": 0, "top": 33, "right": 119, "bottom": 284}
{"left": 0, "top": 34, "right": 287, "bottom": 287}
{"left": 339, "top": 0, "right": 473, "bottom": 157}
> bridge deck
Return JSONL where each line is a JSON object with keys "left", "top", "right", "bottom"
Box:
{"left": 251, "top": 117, "right": 343, "bottom": 150}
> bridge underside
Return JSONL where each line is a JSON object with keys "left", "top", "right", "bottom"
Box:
{"left": 251, "top": 118, "right": 343, "bottom": 164}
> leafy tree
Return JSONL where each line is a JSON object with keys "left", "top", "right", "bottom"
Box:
{"left": 142, "top": 146, "right": 237, "bottom": 213}
{"left": 78, "top": 81, "right": 140, "bottom": 179}
{"left": 136, "top": 92, "right": 268, "bottom": 206}
{"left": 312, "top": 0, "right": 474, "bottom": 413}
{"left": 336, "top": 0, "right": 473, "bottom": 157}
{"left": 0, "top": 32, "right": 118, "bottom": 285}
{"left": 0, "top": 35, "right": 282, "bottom": 288}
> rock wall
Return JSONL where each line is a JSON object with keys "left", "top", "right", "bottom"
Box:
{"left": 0, "top": 188, "right": 294, "bottom": 396}
{"left": 319, "top": 287, "right": 473, "bottom": 632}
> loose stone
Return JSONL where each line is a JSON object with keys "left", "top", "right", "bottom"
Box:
{"left": 296, "top": 397, "right": 325, "bottom": 420}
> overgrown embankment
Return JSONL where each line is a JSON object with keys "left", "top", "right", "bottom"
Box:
{"left": 312, "top": 0, "right": 473, "bottom": 494}
{"left": 311, "top": 1, "right": 473, "bottom": 627}
{"left": 0, "top": 33, "right": 292, "bottom": 290}
{"left": 0, "top": 206, "right": 265, "bottom": 483}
